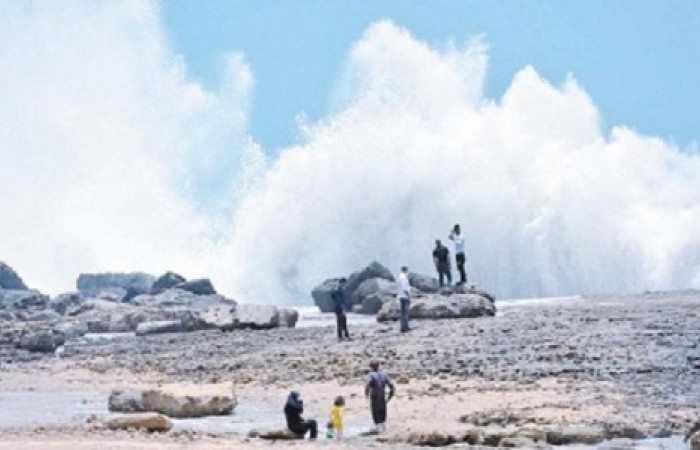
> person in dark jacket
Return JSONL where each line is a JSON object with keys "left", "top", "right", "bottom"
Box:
{"left": 364, "top": 361, "right": 395, "bottom": 433}
{"left": 332, "top": 278, "right": 351, "bottom": 341}
{"left": 284, "top": 390, "right": 317, "bottom": 439}
{"left": 432, "top": 239, "right": 452, "bottom": 287}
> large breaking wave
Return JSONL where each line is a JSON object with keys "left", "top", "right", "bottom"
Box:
{"left": 218, "top": 21, "right": 700, "bottom": 303}
{"left": 1, "top": 3, "right": 698, "bottom": 302}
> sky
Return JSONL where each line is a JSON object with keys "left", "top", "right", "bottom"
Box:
{"left": 163, "top": 0, "right": 700, "bottom": 152}
{"left": 1, "top": 1, "right": 699, "bottom": 302}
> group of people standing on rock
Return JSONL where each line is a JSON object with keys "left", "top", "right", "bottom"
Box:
{"left": 332, "top": 223, "right": 469, "bottom": 338}
{"left": 284, "top": 361, "right": 395, "bottom": 440}
{"left": 433, "top": 223, "right": 468, "bottom": 288}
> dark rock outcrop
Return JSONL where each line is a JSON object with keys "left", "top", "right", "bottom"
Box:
{"left": 77, "top": 272, "right": 156, "bottom": 302}
{"left": 18, "top": 329, "right": 65, "bottom": 352}
{"left": 50, "top": 292, "right": 85, "bottom": 316}
{"left": 311, "top": 278, "right": 341, "bottom": 313}
{"left": 174, "top": 278, "right": 216, "bottom": 295}
{"left": 0, "top": 262, "right": 28, "bottom": 290}
{"left": 344, "top": 261, "right": 395, "bottom": 304}
{"left": 0, "top": 289, "right": 49, "bottom": 310}
{"left": 150, "top": 271, "right": 187, "bottom": 295}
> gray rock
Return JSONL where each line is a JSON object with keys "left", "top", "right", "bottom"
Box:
{"left": 16, "top": 310, "right": 61, "bottom": 323}
{"left": 200, "top": 304, "right": 237, "bottom": 331}
{"left": 311, "top": 278, "right": 341, "bottom": 313}
{"left": 104, "top": 412, "right": 172, "bottom": 432}
{"left": 358, "top": 292, "right": 395, "bottom": 314}
{"left": 108, "top": 388, "right": 236, "bottom": 418}
{"left": 498, "top": 436, "right": 537, "bottom": 448}
{"left": 0, "top": 289, "right": 49, "bottom": 310}
{"left": 408, "top": 272, "right": 440, "bottom": 293}
{"left": 344, "top": 261, "right": 395, "bottom": 304}
{"left": 50, "top": 292, "right": 85, "bottom": 315}
{"left": 0, "top": 262, "right": 28, "bottom": 290}
{"left": 95, "top": 287, "right": 130, "bottom": 303}
{"left": 350, "top": 278, "right": 397, "bottom": 308}
{"left": 312, "top": 262, "right": 396, "bottom": 312}
{"left": 377, "top": 292, "right": 496, "bottom": 322}
{"left": 453, "top": 283, "right": 496, "bottom": 302}
{"left": 18, "top": 329, "right": 65, "bottom": 352}
{"left": 277, "top": 308, "right": 299, "bottom": 328}
{"left": 150, "top": 271, "right": 187, "bottom": 295}
{"left": 173, "top": 278, "right": 216, "bottom": 295}
{"left": 233, "top": 304, "right": 279, "bottom": 330}
{"left": 77, "top": 272, "right": 156, "bottom": 301}
{"left": 546, "top": 425, "right": 606, "bottom": 445}
{"left": 135, "top": 320, "right": 187, "bottom": 336}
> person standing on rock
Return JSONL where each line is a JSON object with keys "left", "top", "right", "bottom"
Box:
{"left": 448, "top": 224, "right": 468, "bottom": 285}
{"left": 432, "top": 239, "right": 452, "bottom": 287}
{"left": 284, "top": 390, "right": 318, "bottom": 440}
{"left": 332, "top": 278, "right": 351, "bottom": 341}
{"left": 365, "top": 361, "right": 395, "bottom": 433}
{"left": 397, "top": 266, "right": 411, "bottom": 332}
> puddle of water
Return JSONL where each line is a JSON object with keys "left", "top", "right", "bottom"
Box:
{"left": 0, "top": 390, "right": 689, "bottom": 447}
{"left": 0, "top": 391, "right": 106, "bottom": 428}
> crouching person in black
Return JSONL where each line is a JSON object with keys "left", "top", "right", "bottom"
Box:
{"left": 284, "top": 390, "right": 318, "bottom": 439}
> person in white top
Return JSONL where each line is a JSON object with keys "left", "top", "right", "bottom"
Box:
{"left": 397, "top": 266, "right": 411, "bottom": 332}
{"left": 448, "top": 224, "right": 467, "bottom": 285}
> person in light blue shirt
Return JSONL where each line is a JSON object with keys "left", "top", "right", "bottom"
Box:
{"left": 449, "top": 224, "right": 467, "bottom": 285}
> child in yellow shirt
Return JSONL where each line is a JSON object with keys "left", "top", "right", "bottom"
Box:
{"left": 330, "top": 396, "right": 345, "bottom": 439}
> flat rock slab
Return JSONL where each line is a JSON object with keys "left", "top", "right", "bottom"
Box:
{"left": 109, "top": 388, "right": 236, "bottom": 418}
{"left": 104, "top": 412, "right": 172, "bottom": 432}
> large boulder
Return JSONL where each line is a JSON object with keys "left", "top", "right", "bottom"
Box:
{"left": 311, "top": 278, "right": 341, "bottom": 313}
{"left": 18, "top": 329, "right": 65, "bottom": 352}
{"left": 150, "top": 271, "right": 186, "bottom": 295}
{"left": 104, "top": 412, "right": 172, "bottom": 432}
{"left": 311, "top": 261, "right": 395, "bottom": 313}
{"left": 174, "top": 278, "right": 217, "bottom": 295}
{"left": 0, "top": 262, "right": 28, "bottom": 290}
{"left": 350, "top": 278, "right": 396, "bottom": 310}
{"left": 233, "top": 304, "right": 279, "bottom": 330}
{"left": 130, "top": 289, "right": 234, "bottom": 310}
{"left": 377, "top": 292, "right": 496, "bottom": 322}
{"left": 0, "top": 289, "right": 49, "bottom": 310}
{"left": 344, "top": 261, "right": 395, "bottom": 305}
{"left": 77, "top": 272, "right": 156, "bottom": 302}
{"left": 408, "top": 272, "right": 440, "bottom": 293}
{"left": 108, "top": 388, "right": 236, "bottom": 418}
{"left": 357, "top": 292, "right": 395, "bottom": 315}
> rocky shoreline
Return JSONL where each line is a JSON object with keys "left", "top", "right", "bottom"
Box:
{"left": 0, "top": 289, "right": 698, "bottom": 447}
{"left": 1, "top": 261, "right": 699, "bottom": 448}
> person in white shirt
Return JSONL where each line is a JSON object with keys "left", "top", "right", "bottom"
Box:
{"left": 397, "top": 266, "right": 411, "bottom": 332}
{"left": 449, "top": 224, "right": 467, "bottom": 285}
